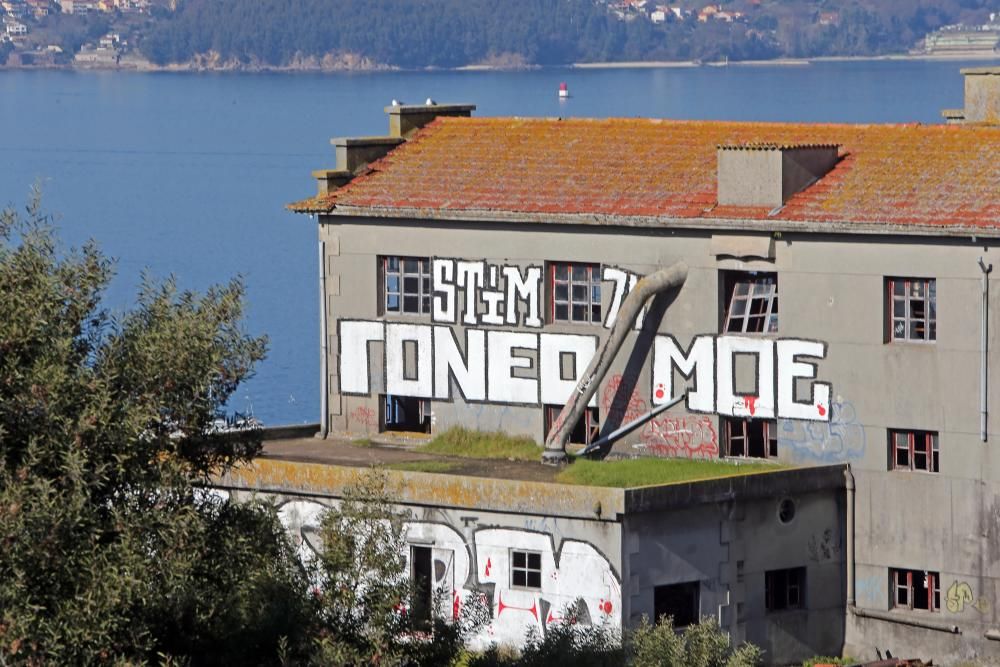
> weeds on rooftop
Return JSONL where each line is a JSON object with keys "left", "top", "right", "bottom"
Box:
{"left": 556, "top": 457, "right": 786, "bottom": 488}
{"left": 421, "top": 426, "right": 543, "bottom": 461}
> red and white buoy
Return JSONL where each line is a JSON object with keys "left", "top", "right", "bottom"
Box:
{"left": 558, "top": 82, "right": 570, "bottom": 99}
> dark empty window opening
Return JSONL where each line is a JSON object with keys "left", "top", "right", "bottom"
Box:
{"left": 725, "top": 417, "right": 777, "bottom": 458}
{"left": 511, "top": 550, "right": 542, "bottom": 589}
{"left": 550, "top": 262, "right": 602, "bottom": 324}
{"left": 892, "top": 568, "right": 940, "bottom": 612}
{"left": 890, "top": 429, "right": 939, "bottom": 473}
{"left": 544, "top": 405, "right": 600, "bottom": 447}
{"left": 382, "top": 395, "right": 431, "bottom": 433}
{"left": 654, "top": 581, "right": 700, "bottom": 628}
{"left": 887, "top": 277, "right": 936, "bottom": 342}
{"left": 766, "top": 567, "right": 805, "bottom": 612}
{"left": 382, "top": 256, "right": 431, "bottom": 316}
{"left": 722, "top": 271, "right": 778, "bottom": 334}
{"left": 410, "top": 546, "right": 433, "bottom": 628}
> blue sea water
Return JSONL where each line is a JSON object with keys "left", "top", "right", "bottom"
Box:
{"left": 0, "top": 59, "right": 992, "bottom": 424}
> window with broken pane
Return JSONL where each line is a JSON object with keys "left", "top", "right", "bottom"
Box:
{"left": 887, "top": 277, "right": 936, "bottom": 342}
{"left": 890, "top": 429, "right": 939, "bottom": 473}
{"left": 892, "top": 568, "right": 940, "bottom": 612}
{"left": 382, "top": 256, "right": 431, "bottom": 315}
{"left": 722, "top": 271, "right": 778, "bottom": 334}
{"left": 766, "top": 567, "right": 806, "bottom": 612}
{"left": 725, "top": 417, "right": 778, "bottom": 458}
{"left": 551, "top": 262, "right": 601, "bottom": 324}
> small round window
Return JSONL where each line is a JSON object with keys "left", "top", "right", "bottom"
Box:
{"left": 778, "top": 498, "right": 796, "bottom": 524}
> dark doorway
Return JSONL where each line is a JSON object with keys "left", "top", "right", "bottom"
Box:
{"left": 654, "top": 581, "right": 700, "bottom": 628}
{"left": 410, "top": 545, "right": 433, "bottom": 628}
{"left": 382, "top": 395, "right": 431, "bottom": 433}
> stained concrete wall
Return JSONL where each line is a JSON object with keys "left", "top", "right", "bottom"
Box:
{"left": 316, "top": 214, "right": 1000, "bottom": 663}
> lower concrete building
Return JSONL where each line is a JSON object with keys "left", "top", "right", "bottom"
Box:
{"left": 217, "top": 442, "right": 848, "bottom": 664}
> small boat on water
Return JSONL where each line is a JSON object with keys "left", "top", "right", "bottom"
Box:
{"left": 558, "top": 82, "right": 570, "bottom": 98}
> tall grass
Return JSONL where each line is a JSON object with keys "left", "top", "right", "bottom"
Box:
{"left": 421, "top": 427, "right": 543, "bottom": 461}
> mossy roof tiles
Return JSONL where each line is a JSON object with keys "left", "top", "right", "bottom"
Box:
{"left": 290, "top": 117, "right": 1000, "bottom": 231}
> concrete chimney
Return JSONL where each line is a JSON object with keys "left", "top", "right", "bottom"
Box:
{"left": 943, "top": 67, "right": 1000, "bottom": 124}
{"left": 385, "top": 102, "right": 476, "bottom": 139}
{"left": 310, "top": 102, "right": 475, "bottom": 196}
{"left": 717, "top": 143, "right": 840, "bottom": 209}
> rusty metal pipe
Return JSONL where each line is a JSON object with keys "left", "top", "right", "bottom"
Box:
{"left": 542, "top": 262, "right": 688, "bottom": 464}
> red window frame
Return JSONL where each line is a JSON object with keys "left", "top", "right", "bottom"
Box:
{"left": 544, "top": 405, "right": 600, "bottom": 446}
{"left": 550, "top": 262, "right": 602, "bottom": 324}
{"left": 890, "top": 429, "right": 939, "bottom": 473}
{"left": 892, "top": 568, "right": 940, "bottom": 612}
{"left": 724, "top": 418, "right": 778, "bottom": 458}
{"left": 887, "top": 277, "right": 936, "bottom": 342}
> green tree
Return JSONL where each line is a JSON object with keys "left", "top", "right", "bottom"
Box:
{"left": 0, "top": 192, "right": 319, "bottom": 665}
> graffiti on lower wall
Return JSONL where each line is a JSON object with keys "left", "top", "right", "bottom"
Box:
{"left": 945, "top": 580, "right": 989, "bottom": 614}
{"left": 602, "top": 374, "right": 719, "bottom": 458}
{"left": 275, "top": 500, "right": 620, "bottom": 648}
{"left": 777, "top": 400, "right": 865, "bottom": 463}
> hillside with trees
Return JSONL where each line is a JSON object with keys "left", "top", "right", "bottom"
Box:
{"left": 134, "top": 0, "right": 1000, "bottom": 69}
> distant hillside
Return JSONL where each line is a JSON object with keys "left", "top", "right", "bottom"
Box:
{"left": 137, "top": 0, "right": 999, "bottom": 68}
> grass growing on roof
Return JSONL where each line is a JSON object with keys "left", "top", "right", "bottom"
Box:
{"left": 421, "top": 426, "right": 543, "bottom": 461}
{"left": 387, "top": 461, "right": 459, "bottom": 474}
{"left": 555, "top": 457, "right": 786, "bottom": 488}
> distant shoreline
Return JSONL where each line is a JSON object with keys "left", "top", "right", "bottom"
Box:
{"left": 571, "top": 52, "right": 1000, "bottom": 70}
{"left": 2, "top": 50, "right": 998, "bottom": 74}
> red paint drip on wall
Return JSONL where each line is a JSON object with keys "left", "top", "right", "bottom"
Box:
{"left": 743, "top": 395, "right": 757, "bottom": 417}
{"left": 817, "top": 403, "right": 827, "bottom": 417}
{"left": 485, "top": 557, "right": 492, "bottom": 577}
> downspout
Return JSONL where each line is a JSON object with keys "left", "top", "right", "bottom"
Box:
{"left": 845, "top": 464, "right": 855, "bottom": 608}
{"left": 542, "top": 261, "right": 688, "bottom": 464}
{"left": 318, "top": 239, "right": 329, "bottom": 438}
{"left": 979, "top": 258, "right": 992, "bottom": 443}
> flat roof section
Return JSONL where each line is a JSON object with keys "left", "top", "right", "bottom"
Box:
{"left": 214, "top": 435, "right": 846, "bottom": 519}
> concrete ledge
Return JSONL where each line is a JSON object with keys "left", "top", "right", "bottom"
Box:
{"left": 217, "top": 458, "right": 626, "bottom": 520}
{"left": 852, "top": 605, "right": 961, "bottom": 634}
{"left": 624, "top": 464, "right": 846, "bottom": 513}
{"left": 259, "top": 423, "right": 321, "bottom": 441}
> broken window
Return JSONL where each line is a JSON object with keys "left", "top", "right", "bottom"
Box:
{"left": 653, "top": 581, "right": 700, "bottom": 628}
{"left": 550, "top": 262, "right": 601, "bottom": 324}
{"left": 511, "top": 550, "right": 542, "bottom": 589}
{"left": 892, "top": 568, "right": 940, "bottom": 612}
{"left": 765, "top": 567, "right": 805, "bottom": 612}
{"left": 382, "top": 256, "right": 431, "bottom": 315}
{"left": 890, "top": 429, "right": 939, "bottom": 473}
{"left": 410, "top": 545, "right": 433, "bottom": 628}
{"left": 724, "top": 417, "right": 777, "bottom": 458}
{"left": 544, "top": 405, "right": 600, "bottom": 447}
{"left": 382, "top": 395, "right": 431, "bottom": 433}
{"left": 722, "top": 271, "right": 778, "bottom": 334}
{"left": 887, "top": 277, "right": 936, "bottom": 342}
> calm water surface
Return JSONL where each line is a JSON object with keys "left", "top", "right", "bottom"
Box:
{"left": 0, "top": 59, "right": 990, "bottom": 424}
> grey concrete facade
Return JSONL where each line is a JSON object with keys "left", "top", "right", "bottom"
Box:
{"left": 294, "top": 72, "right": 1000, "bottom": 663}
{"left": 312, "top": 214, "right": 1000, "bottom": 663}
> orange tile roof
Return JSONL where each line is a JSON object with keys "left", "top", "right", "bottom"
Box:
{"left": 290, "top": 117, "right": 1000, "bottom": 232}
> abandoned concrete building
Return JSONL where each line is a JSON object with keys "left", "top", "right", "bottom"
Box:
{"left": 265, "top": 67, "right": 1000, "bottom": 664}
